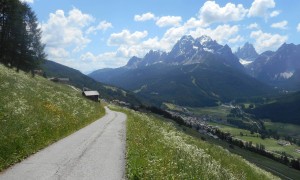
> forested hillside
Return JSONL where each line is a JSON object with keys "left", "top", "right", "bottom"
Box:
{"left": 248, "top": 91, "right": 300, "bottom": 125}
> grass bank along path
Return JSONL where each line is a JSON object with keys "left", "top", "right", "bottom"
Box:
{"left": 0, "top": 107, "right": 126, "bottom": 180}
{"left": 0, "top": 64, "right": 105, "bottom": 170}
{"left": 114, "top": 106, "right": 279, "bottom": 180}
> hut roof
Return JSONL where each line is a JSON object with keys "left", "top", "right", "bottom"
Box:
{"left": 83, "top": 91, "right": 99, "bottom": 96}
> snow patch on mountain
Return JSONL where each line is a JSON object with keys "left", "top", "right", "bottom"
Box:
{"left": 198, "top": 35, "right": 212, "bottom": 45}
{"left": 203, "top": 48, "right": 214, "bottom": 53}
{"left": 280, "top": 71, "right": 294, "bottom": 79}
{"left": 239, "top": 58, "right": 253, "bottom": 66}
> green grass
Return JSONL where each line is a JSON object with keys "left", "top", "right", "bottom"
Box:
{"left": 112, "top": 106, "right": 278, "bottom": 179}
{"left": 209, "top": 122, "right": 300, "bottom": 158}
{"left": 208, "top": 122, "right": 258, "bottom": 136}
{"left": 203, "top": 136, "right": 300, "bottom": 180}
{"left": 237, "top": 136, "right": 300, "bottom": 158}
{"left": 162, "top": 102, "right": 184, "bottom": 111}
{"left": 0, "top": 64, "right": 105, "bottom": 171}
{"left": 264, "top": 121, "right": 300, "bottom": 139}
{"left": 189, "top": 105, "right": 231, "bottom": 119}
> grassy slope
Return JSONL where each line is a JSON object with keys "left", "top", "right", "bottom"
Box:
{"left": 0, "top": 64, "right": 105, "bottom": 171}
{"left": 112, "top": 106, "right": 278, "bottom": 179}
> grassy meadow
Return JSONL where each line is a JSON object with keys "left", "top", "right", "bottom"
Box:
{"left": 188, "top": 105, "right": 231, "bottom": 119}
{"left": 0, "top": 64, "right": 105, "bottom": 171}
{"left": 209, "top": 122, "right": 300, "bottom": 158}
{"left": 112, "top": 106, "right": 279, "bottom": 179}
{"left": 208, "top": 122, "right": 259, "bottom": 136}
{"left": 264, "top": 121, "right": 300, "bottom": 139}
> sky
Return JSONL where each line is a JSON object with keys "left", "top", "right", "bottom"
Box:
{"left": 21, "top": 0, "right": 300, "bottom": 73}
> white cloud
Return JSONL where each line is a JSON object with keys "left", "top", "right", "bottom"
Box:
{"left": 106, "top": 26, "right": 186, "bottom": 59}
{"left": 184, "top": 18, "right": 204, "bottom": 29}
{"left": 198, "top": 1, "right": 247, "bottom": 25}
{"left": 116, "top": 27, "right": 187, "bottom": 58}
{"left": 81, "top": 52, "right": 116, "bottom": 63}
{"left": 189, "top": 24, "right": 240, "bottom": 45}
{"left": 248, "top": 0, "right": 275, "bottom": 18}
{"left": 271, "top": 20, "right": 288, "bottom": 29}
{"left": 78, "top": 52, "right": 127, "bottom": 72}
{"left": 19, "top": 0, "right": 34, "bottom": 3}
{"left": 107, "top": 30, "right": 148, "bottom": 46}
{"left": 250, "top": 30, "right": 287, "bottom": 53}
{"left": 270, "top": 10, "right": 280, "bottom": 17}
{"left": 247, "top": 23, "right": 259, "bottom": 29}
{"left": 228, "top": 35, "right": 244, "bottom": 44}
{"left": 86, "top": 21, "right": 113, "bottom": 34}
{"left": 156, "top": 16, "right": 182, "bottom": 27}
{"left": 47, "top": 47, "right": 70, "bottom": 60}
{"left": 161, "top": 26, "right": 187, "bottom": 49}
{"left": 67, "top": 8, "right": 94, "bottom": 27}
{"left": 41, "top": 8, "right": 93, "bottom": 52}
{"left": 297, "top": 23, "right": 300, "bottom": 32}
{"left": 141, "top": 37, "right": 162, "bottom": 50}
{"left": 134, "top": 12, "right": 156, "bottom": 21}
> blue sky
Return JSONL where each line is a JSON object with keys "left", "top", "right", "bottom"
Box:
{"left": 22, "top": 0, "right": 300, "bottom": 73}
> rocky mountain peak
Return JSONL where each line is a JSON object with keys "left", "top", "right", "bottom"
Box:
{"left": 196, "top": 35, "right": 213, "bottom": 46}
{"left": 125, "top": 56, "right": 142, "bottom": 69}
{"left": 125, "top": 35, "right": 244, "bottom": 70}
{"left": 174, "top": 35, "right": 195, "bottom": 48}
{"left": 235, "top": 42, "right": 259, "bottom": 62}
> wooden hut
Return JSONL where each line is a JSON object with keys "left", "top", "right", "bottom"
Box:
{"left": 82, "top": 90, "right": 100, "bottom": 102}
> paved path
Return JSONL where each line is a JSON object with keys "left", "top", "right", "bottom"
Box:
{"left": 0, "top": 107, "right": 126, "bottom": 180}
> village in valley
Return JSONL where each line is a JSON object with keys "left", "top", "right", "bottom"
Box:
{"left": 163, "top": 103, "right": 300, "bottom": 160}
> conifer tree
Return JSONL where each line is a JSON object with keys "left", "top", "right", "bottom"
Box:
{"left": 0, "top": 0, "right": 46, "bottom": 73}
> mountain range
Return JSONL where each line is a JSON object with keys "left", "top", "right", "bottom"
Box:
{"left": 247, "top": 43, "right": 300, "bottom": 90}
{"left": 124, "top": 35, "right": 244, "bottom": 70}
{"left": 89, "top": 35, "right": 278, "bottom": 107}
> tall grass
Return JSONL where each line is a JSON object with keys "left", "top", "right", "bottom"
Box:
{"left": 113, "top": 106, "right": 279, "bottom": 179}
{"left": 0, "top": 64, "right": 105, "bottom": 171}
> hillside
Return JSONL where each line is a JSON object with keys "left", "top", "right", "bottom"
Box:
{"left": 90, "top": 62, "right": 272, "bottom": 107}
{"left": 42, "top": 60, "right": 141, "bottom": 106}
{"left": 0, "top": 64, "right": 104, "bottom": 171}
{"left": 248, "top": 91, "right": 300, "bottom": 125}
{"left": 113, "top": 106, "right": 279, "bottom": 179}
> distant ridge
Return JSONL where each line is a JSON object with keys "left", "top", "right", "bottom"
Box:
{"left": 246, "top": 43, "right": 300, "bottom": 90}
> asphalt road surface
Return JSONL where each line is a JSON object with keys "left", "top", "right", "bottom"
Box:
{"left": 0, "top": 107, "right": 126, "bottom": 180}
